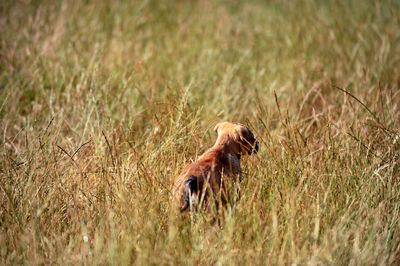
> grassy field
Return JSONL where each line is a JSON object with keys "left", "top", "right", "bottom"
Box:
{"left": 1, "top": 0, "right": 400, "bottom": 264}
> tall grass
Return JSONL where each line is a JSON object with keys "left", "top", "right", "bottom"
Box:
{"left": 1, "top": 0, "right": 400, "bottom": 264}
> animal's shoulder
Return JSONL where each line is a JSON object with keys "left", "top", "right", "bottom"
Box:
{"left": 218, "top": 153, "right": 239, "bottom": 165}
{"left": 217, "top": 153, "right": 241, "bottom": 176}
{"left": 199, "top": 150, "right": 240, "bottom": 170}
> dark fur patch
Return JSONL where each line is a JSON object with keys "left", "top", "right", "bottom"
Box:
{"left": 180, "top": 176, "right": 201, "bottom": 212}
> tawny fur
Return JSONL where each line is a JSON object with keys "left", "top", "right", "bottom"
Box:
{"left": 172, "top": 122, "right": 259, "bottom": 212}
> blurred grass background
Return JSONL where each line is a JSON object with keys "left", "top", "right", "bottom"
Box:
{"left": 1, "top": 0, "right": 400, "bottom": 264}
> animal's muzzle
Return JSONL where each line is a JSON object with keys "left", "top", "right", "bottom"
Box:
{"left": 248, "top": 140, "right": 259, "bottom": 155}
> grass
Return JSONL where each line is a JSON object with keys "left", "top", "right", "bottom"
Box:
{"left": 1, "top": 0, "right": 400, "bottom": 264}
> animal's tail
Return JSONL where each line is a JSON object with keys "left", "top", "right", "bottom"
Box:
{"left": 180, "top": 176, "right": 200, "bottom": 212}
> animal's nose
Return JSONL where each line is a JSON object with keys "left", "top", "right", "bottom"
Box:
{"left": 254, "top": 140, "right": 259, "bottom": 153}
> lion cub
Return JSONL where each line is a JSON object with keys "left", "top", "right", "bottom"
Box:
{"left": 172, "top": 122, "right": 259, "bottom": 212}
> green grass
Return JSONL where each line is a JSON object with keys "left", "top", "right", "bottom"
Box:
{"left": 1, "top": 0, "right": 400, "bottom": 264}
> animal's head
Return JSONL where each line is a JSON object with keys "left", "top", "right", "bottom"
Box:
{"left": 214, "top": 122, "right": 259, "bottom": 156}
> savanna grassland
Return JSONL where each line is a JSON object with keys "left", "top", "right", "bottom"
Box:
{"left": 1, "top": 0, "right": 400, "bottom": 264}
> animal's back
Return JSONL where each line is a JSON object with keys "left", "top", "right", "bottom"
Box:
{"left": 172, "top": 150, "right": 219, "bottom": 211}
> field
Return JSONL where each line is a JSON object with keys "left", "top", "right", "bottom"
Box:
{"left": 1, "top": 0, "right": 400, "bottom": 264}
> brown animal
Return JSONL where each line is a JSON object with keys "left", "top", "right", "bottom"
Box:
{"left": 172, "top": 122, "right": 259, "bottom": 212}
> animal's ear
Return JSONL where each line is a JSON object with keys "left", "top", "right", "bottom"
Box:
{"left": 213, "top": 123, "right": 222, "bottom": 134}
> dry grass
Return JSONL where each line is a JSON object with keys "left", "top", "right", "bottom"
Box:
{"left": 1, "top": 0, "right": 400, "bottom": 264}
